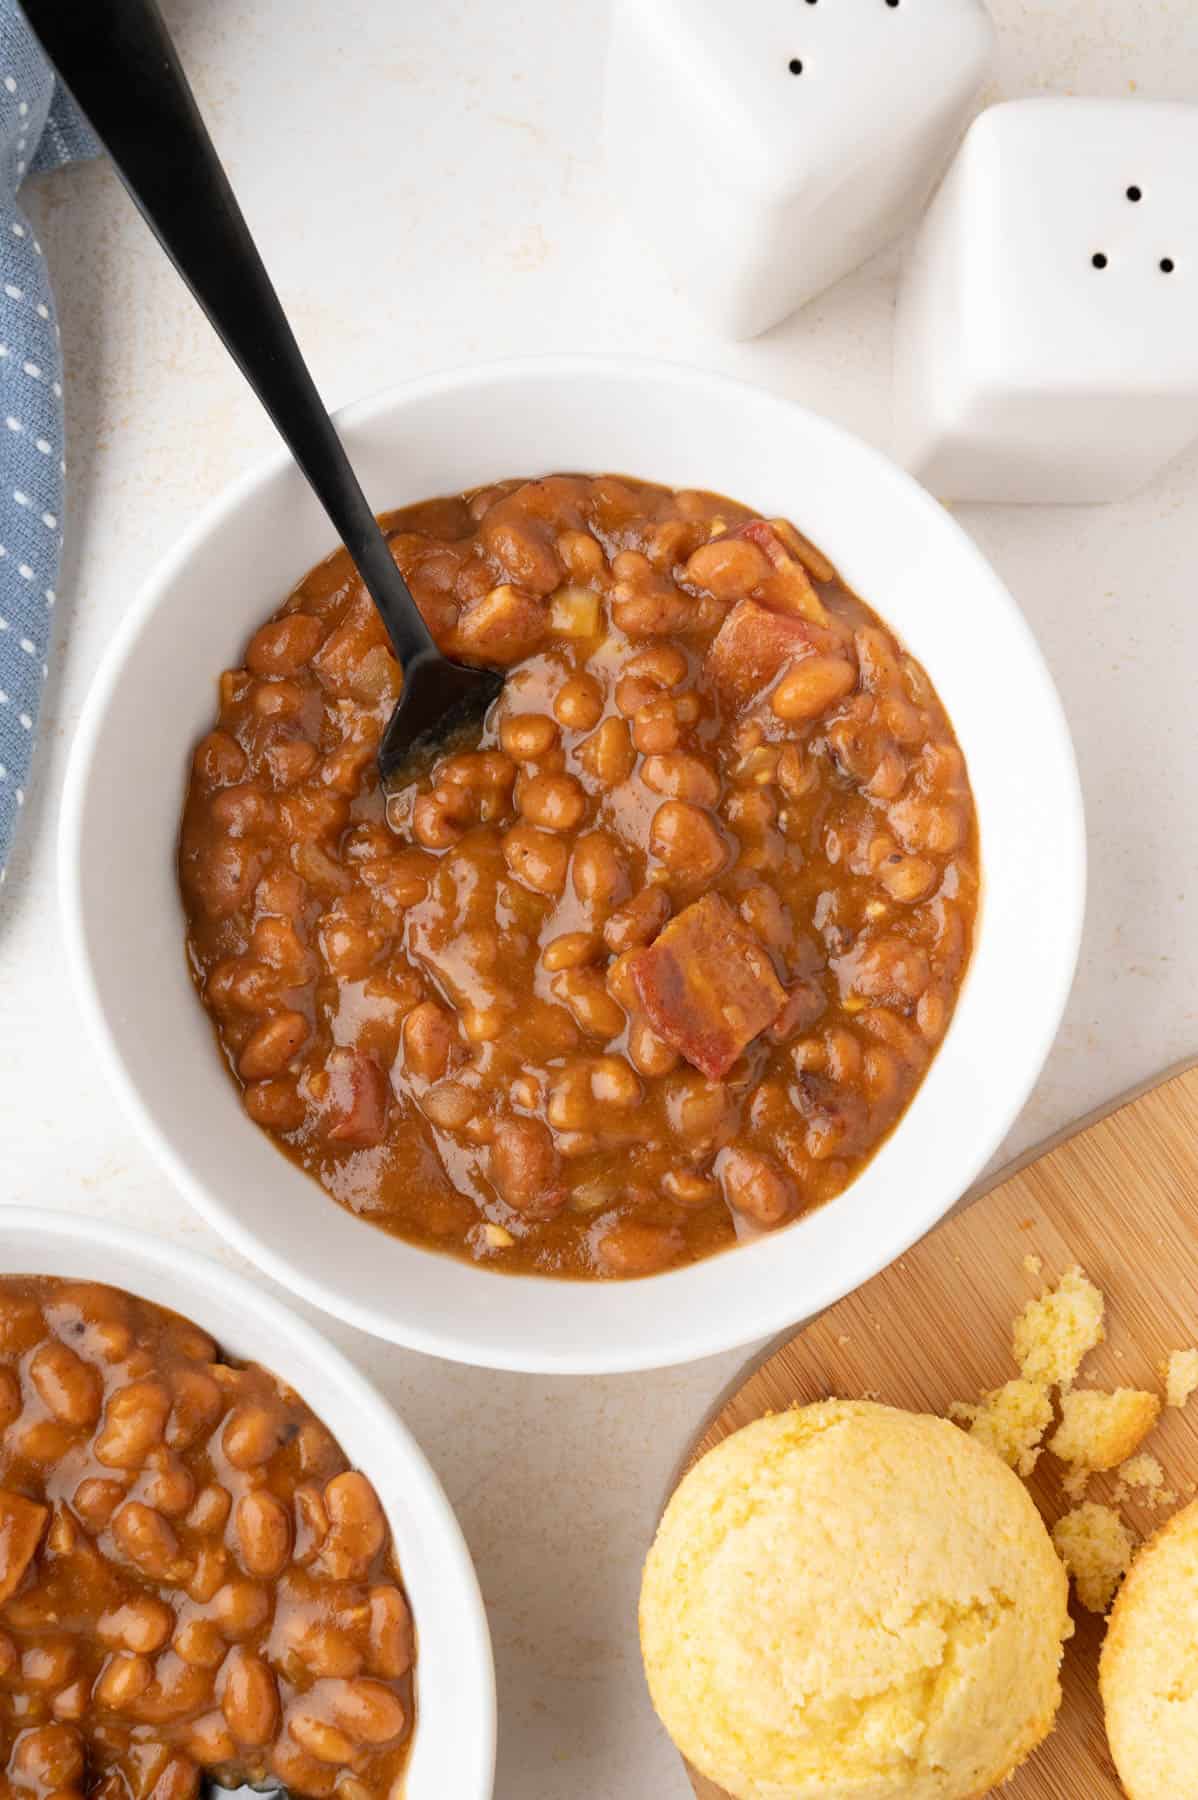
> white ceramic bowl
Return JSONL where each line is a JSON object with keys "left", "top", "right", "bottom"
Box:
{"left": 0, "top": 1209, "right": 495, "bottom": 1796}
{"left": 60, "top": 355, "right": 1085, "bottom": 1374}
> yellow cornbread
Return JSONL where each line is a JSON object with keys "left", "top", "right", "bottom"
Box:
{"left": 1165, "top": 1347, "right": 1198, "bottom": 1411}
{"left": 1100, "top": 1498, "right": 1198, "bottom": 1798}
{"left": 1048, "top": 1387, "right": 1161, "bottom": 1473}
{"left": 951, "top": 1379, "right": 1053, "bottom": 1477}
{"left": 1013, "top": 1266, "right": 1105, "bottom": 1389}
{"left": 1114, "top": 1454, "right": 1175, "bottom": 1509}
{"left": 1053, "top": 1502, "right": 1134, "bottom": 1614}
{"left": 640, "top": 1402, "right": 1070, "bottom": 1800}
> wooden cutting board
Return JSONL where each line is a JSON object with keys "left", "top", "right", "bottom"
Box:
{"left": 675, "top": 1060, "right": 1198, "bottom": 1800}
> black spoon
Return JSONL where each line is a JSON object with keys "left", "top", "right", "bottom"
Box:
{"left": 23, "top": 0, "right": 504, "bottom": 780}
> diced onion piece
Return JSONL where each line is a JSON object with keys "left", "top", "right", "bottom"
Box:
{"left": 568, "top": 1177, "right": 620, "bottom": 1214}
{"left": 549, "top": 585, "right": 601, "bottom": 639}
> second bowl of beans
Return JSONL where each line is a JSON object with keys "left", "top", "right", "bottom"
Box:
{"left": 0, "top": 1210, "right": 496, "bottom": 1800}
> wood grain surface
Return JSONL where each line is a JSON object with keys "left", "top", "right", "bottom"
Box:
{"left": 677, "top": 1061, "right": 1198, "bottom": 1800}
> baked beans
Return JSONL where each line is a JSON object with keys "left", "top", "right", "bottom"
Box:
{"left": 180, "top": 475, "right": 978, "bottom": 1278}
{"left": 0, "top": 1279, "right": 415, "bottom": 1799}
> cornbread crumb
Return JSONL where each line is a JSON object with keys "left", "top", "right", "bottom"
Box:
{"left": 1013, "top": 1266, "right": 1105, "bottom": 1388}
{"left": 1164, "top": 1346, "right": 1198, "bottom": 1410}
{"left": 1101, "top": 1499, "right": 1198, "bottom": 1799}
{"left": 1052, "top": 1502, "right": 1134, "bottom": 1614}
{"left": 1023, "top": 1254, "right": 1043, "bottom": 1278}
{"left": 1118, "top": 1453, "right": 1163, "bottom": 1492}
{"left": 641, "top": 1402, "right": 1070, "bottom": 1800}
{"left": 1048, "top": 1387, "right": 1161, "bottom": 1473}
{"left": 951, "top": 1379, "right": 1052, "bottom": 1477}
{"left": 1113, "top": 1454, "right": 1175, "bottom": 1509}
{"left": 1061, "top": 1464, "right": 1090, "bottom": 1502}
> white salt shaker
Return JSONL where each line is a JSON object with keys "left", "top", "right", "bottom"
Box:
{"left": 893, "top": 98, "right": 1198, "bottom": 504}
{"left": 603, "top": 0, "right": 994, "bottom": 340}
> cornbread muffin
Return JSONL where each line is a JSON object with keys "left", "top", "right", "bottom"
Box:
{"left": 1053, "top": 1502, "right": 1135, "bottom": 1614}
{"left": 1100, "top": 1498, "right": 1198, "bottom": 1798}
{"left": 1048, "top": 1388, "right": 1161, "bottom": 1473}
{"left": 1013, "top": 1266, "right": 1105, "bottom": 1388}
{"left": 640, "top": 1402, "right": 1070, "bottom": 1799}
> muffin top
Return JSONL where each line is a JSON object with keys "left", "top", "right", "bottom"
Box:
{"left": 640, "top": 1400, "right": 1070, "bottom": 1800}
{"left": 1101, "top": 1496, "right": 1198, "bottom": 1800}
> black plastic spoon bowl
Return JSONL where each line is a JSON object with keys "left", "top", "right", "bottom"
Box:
{"left": 24, "top": 0, "right": 504, "bottom": 780}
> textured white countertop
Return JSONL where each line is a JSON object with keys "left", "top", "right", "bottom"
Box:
{"left": 2, "top": 1, "right": 1197, "bottom": 1794}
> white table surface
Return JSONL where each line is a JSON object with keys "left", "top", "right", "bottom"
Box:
{"left": 2, "top": 1, "right": 1197, "bottom": 1794}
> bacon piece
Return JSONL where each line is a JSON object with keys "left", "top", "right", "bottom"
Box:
{"left": 629, "top": 894, "right": 785, "bottom": 1081}
{"left": 323, "top": 1049, "right": 390, "bottom": 1148}
{"left": 764, "top": 517, "right": 837, "bottom": 585}
{"left": 738, "top": 521, "right": 829, "bottom": 623}
{"left": 704, "top": 598, "right": 826, "bottom": 708}
{"left": 0, "top": 1490, "right": 48, "bottom": 1602}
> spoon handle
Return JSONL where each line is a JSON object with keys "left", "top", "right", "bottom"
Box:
{"left": 23, "top": 0, "right": 438, "bottom": 670}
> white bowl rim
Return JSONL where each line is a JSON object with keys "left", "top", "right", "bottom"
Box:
{"left": 58, "top": 351, "right": 1086, "bottom": 1374}
{"left": 0, "top": 1205, "right": 497, "bottom": 1796}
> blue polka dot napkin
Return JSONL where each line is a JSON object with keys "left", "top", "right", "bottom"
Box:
{"left": 0, "top": 5, "right": 96, "bottom": 883}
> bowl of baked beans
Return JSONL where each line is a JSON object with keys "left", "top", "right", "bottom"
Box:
{"left": 60, "top": 356, "right": 1084, "bottom": 1371}
{"left": 0, "top": 1209, "right": 496, "bottom": 1798}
